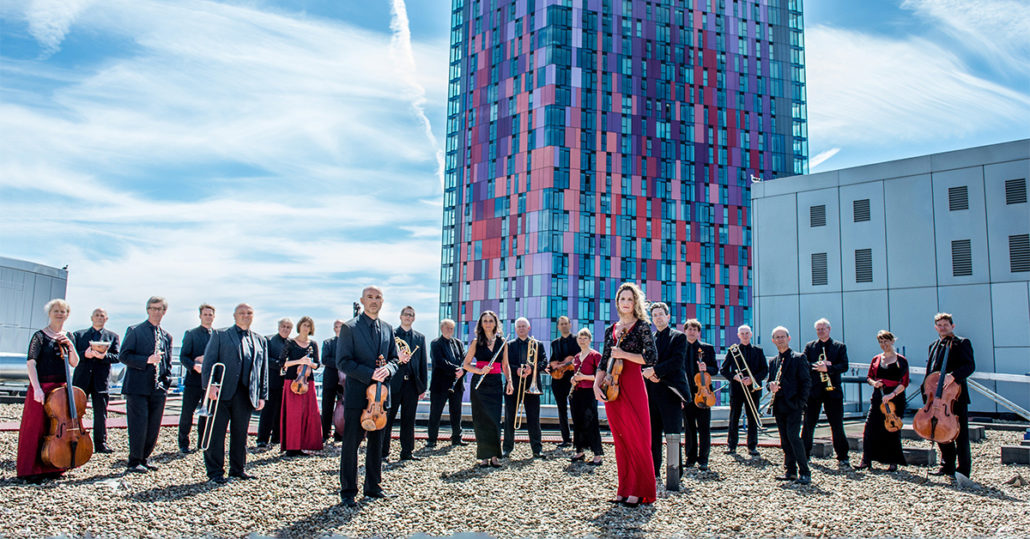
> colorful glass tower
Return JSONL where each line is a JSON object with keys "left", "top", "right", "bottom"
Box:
{"left": 440, "top": 0, "right": 807, "bottom": 350}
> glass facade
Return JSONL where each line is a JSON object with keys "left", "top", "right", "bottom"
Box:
{"left": 441, "top": 0, "right": 807, "bottom": 351}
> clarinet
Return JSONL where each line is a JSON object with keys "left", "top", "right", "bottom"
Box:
{"left": 153, "top": 326, "right": 164, "bottom": 390}
{"left": 448, "top": 339, "right": 465, "bottom": 394}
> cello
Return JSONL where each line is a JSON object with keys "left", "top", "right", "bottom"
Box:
{"left": 693, "top": 346, "right": 716, "bottom": 409}
{"left": 912, "top": 337, "right": 961, "bottom": 443}
{"left": 360, "top": 355, "right": 389, "bottom": 431}
{"left": 41, "top": 340, "right": 94, "bottom": 470}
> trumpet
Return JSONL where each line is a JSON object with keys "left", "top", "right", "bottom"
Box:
{"left": 514, "top": 338, "right": 542, "bottom": 429}
{"left": 198, "top": 362, "right": 226, "bottom": 451}
{"left": 474, "top": 334, "right": 506, "bottom": 390}
{"left": 728, "top": 344, "right": 765, "bottom": 431}
{"left": 814, "top": 348, "right": 834, "bottom": 391}
{"left": 394, "top": 336, "right": 420, "bottom": 363}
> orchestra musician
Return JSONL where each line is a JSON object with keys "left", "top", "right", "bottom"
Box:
{"left": 857, "top": 330, "right": 908, "bottom": 472}
{"left": 569, "top": 327, "right": 603, "bottom": 466}
{"left": 427, "top": 319, "right": 467, "bottom": 448}
{"left": 720, "top": 324, "right": 768, "bottom": 457}
{"left": 383, "top": 306, "right": 428, "bottom": 463}
{"left": 801, "top": 318, "right": 852, "bottom": 470}
{"left": 682, "top": 319, "right": 718, "bottom": 472}
{"left": 177, "top": 304, "right": 214, "bottom": 454}
{"left": 120, "top": 296, "right": 173, "bottom": 474}
{"left": 279, "top": 316, "right": 322, "bottom": 456}
{"left": 926, "top": 313, "right": 975, "bottom": 479}
{"left": 463, "top": 310, "right": 510, "bottom": 468}
{"left": 320, "top": 320, "right": 345, "bottom": 444}
{"left": 503, "top": 317, "right": 548, "bottom": 459}
{"left": 593, "top": 282, "right": 656, "bottom": 507}
{"left": 642, "top": 302, "right": 688, "bottom": 483}
{"left": 768, "top": 326, "right": 813, "bottom": 485}
{"left": 257, "top": 318, "right": 292, "bottom": 448}
{"left": 547, "top": 316, "right": 576, "bottom": 448}
{"left": 72, "top": 307, "right": 120, "bottom": 454}
{"left": 17, "top": 299, "right": 80, "bottom": 482}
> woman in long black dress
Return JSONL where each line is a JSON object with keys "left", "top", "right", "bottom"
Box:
{"left": 463, "top": 311, "right": 510, "bottom": 468}
{"left": 858, "top": 330, "right": 909, "bottom": 471}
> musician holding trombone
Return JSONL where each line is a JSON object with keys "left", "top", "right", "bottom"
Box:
{"left": 503, "top": 318, "right": 548, "bottom": 459}
{"left": 200, "top": 303, "right": 268, "bottom": 484}
{"left": 427, "top": 319, "right": 467, "bottom": 448}
{"left": 720, "top": 324, "right": 768, "bottom": 457}
{"left": 463, "top": 311, "right": 509, "bottom": 468}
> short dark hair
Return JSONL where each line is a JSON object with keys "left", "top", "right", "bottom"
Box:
{"left": 297, "top": 316, "right": 315, "bottom": 336}
{"left": 683, "top": 318, "right": 702, "bottom": 331}
{"left": 649, "top": 302, "right": 670, "bottom": 315}
{"left": 934, "top": 312, "right": 954, "bottom": 324}
{"left": 198, "top": 303, "right": 215, "bottom": 314}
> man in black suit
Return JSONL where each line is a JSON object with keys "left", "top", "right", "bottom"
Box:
{"left": 321, "top": 319, "right": 345, "bottom": 444}
{"left": 643, "top": 302, "right": 688, "bottom": 489}
{"left": 72, "top": 307, "right": 120, "bottom": 454}
{"left": 383, "top": 306, "right": 428, "bottom": 462}
{"left": 120, "top": 296, "right": 173, "bottom": 474}
{"left": 178, "top": 304, "right": 215, "bottom": 454}
{"left": 768, "top": 325, "right": 813, "bottom": 484}
{"left": 503, "top": 317, "right": 548, "bottom": 459}
{"left": 427, "top": 318, "right": 467, "bottom": 447}
{"left": 547, "top": 316, "right": 576, "bottom": 448}
{"left": 257, "top": 317, "right": 292, "bottom": 448}
{"left": 201, "top": 303, "right": 268, "bottom": 483}
{"left": 801, "top": 318, "right": 851, "bottom": 469}
{"left": 335, "top": 286, "right": 401, "bottom": 507}
{"left": 682, "top": 318, "right": 718, "bottom": 471}
{"left": 721, "top": 324, "right": 768, "bottom": 457}
{"left": 926, "top": 312, "right": 976, "bottom": 479}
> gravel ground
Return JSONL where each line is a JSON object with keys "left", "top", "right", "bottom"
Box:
{"left": 1, "top": 402, "right": 1028, "bottom": 538}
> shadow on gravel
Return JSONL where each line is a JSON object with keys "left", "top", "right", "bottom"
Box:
{"left": 779, "top": 482, "right": 829, "bottom": 496}
{"left": 730, "top": 453, "right": 771, "bottom": 468}
{"left": 590, "top": 503, "right": 656, "bottom": 538}
{"left": 564, "top": 462, "right": 603, "bottom": 478}
{"left": 274, "top": 503, "right": 358, "bottom": 538}
{"left": 127, "top": 479, "right": 221, "bottom": 502}
{"left": 888, "top": 469, "right": 1023, "bottom": 502}
{"left": 439, "top": 464, "right": 501, "bottom": 483}
{"left": 60, "top": 470, "right": 126, "bottom": 487}
{"left": 0, "top": 459, "right": 14, "bottom": 472}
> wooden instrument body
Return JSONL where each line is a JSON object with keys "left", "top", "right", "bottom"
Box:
{"left": 360, "top": 381, "right": 388, "bottom": 431}
{"left": 693, "top": 371, "right": 716, "bottom": 409}
{"left": 880, "top": 399, "right": 903, "bottom": 433}
{"left": 41, "top": 342, "right": 93, "bottom": 469}
{"left": 290, "top": 364, "right": 311, "bottom": 395}
{"left": 332, "top": 389, "right": 346, "bottom": 434}
{"left": 601, "top": 359, "right": 623, "bottom": 402}
{"left": 550, "top": 360, "right": 575, "bottom": 379}
{"left": 912, "top": 371, "right": 961, "bottom": 443}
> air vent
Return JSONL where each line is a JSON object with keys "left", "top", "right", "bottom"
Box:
{"left": 1010, "top": 234, "right": 1030, "bottom": 273}
{"left": 951, "top": 239, "right": 972, "bottom": 277}
{"left": 1006, "top": 179, "right": 1027, "bottom": 205}
{"left": 948, "top": 186, "right": 969, "bottom": 211}
{"left": 855, "top": 248, "right": 873, "bottom": 283}
{"left": 812, "top": 252, "right": 828, "bottom": 286}
{"left": 810, "top": 205, "right": 826, "bottom": 227}
{"left": 853, "top": 199, "right": 871, "bottom": 222}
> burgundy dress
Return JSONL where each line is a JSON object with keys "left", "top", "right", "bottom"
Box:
{"left": 17, "top": 330, "right": 75, "bottom": 479}
{"left": 601, "top": 319, "right": 657, "bottom": 503}
{"left": 279, "top": 339, "right": 323, "bottom": 451}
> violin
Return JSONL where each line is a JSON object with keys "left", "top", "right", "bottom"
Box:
{"left": 880, "top": 398, "right": 903, "bottom": 433}
{"left": 360, "top": 355, "right": 389, "bottom": 431}
{"left": 913, "top": 337, "right": 961, "bottom": 443}
{"left": 41, "top": 340, "right": 94, "bottom": 469}
{"left": 600, "top": 325, "right": 625, "bottom": 402}
{"left": 550, "top": 358, "right": 576, "bottom": 379}
{"left": 693, "top": 346, "right": 716, "bottom": 409}
{"left": 290, "top": 355, "right": 313, "bottom": 395}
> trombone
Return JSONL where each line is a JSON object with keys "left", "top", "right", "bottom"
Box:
{"left": 727, "top": 344, "right": 765, "bottom": 431}
{"left": 814, "top": 348, "right": 834, "bottom": 391}
{"left": 513, "top": 338, "right": 543, "bottom": 429}
{"left": 198, "top": 362, "right": 226, "bottom": 451}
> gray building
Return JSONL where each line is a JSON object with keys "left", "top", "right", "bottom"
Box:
{"left": 751, "top": 139, "right": 1029, "bottom": 413}
{"left": 1, "top": 256, "right": 68, "bottom": 362}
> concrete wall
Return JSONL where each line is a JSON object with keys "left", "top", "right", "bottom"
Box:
{"left": 0, "top": 257, "right": 68, "bottom": 354}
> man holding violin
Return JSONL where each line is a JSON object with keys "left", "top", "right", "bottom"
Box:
{"left": 926, "top": 313, "right": 975, "bottom": 479}
{"left": 547, "top": 315, "right": 577, "bottom": 448}
{"left": 682, "top": 319, "right": 718, "bottom": 472}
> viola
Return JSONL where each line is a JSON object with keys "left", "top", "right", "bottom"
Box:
{"left": 290, "top": 356, "right": 312, "bottom": 395}
{"left": 360, "top": 355, "right": 389, "bottom": 431}
{"left": 693, "top": 347, "right": 716, "bottom": 409}
{"left": 880, "top": 398, "right": 903, "bottom": 433}
{"left": 600, "top": 325, "right": 625, "bottom": 402}
{"left": 550, "top": 358, "right": 576, "bottom": 379}
{"left": 913, "top": 337, "right": 961, "bottom": 443}
{"left": 41, "top": 340, "right": 94, "bottom": 469}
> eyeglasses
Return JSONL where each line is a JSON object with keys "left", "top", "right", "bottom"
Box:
{"left": 147, "top": 306, "right": 165, "bottom": 311}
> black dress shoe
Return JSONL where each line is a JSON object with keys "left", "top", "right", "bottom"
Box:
{"left": 425, "top": 441, "right": 437, "bottom": 448}
{"left": 855, "top": 461, "right": 872, "bottom": 470}
{"left": 571, "top": 454, "right": 586, "bottom": 462}
{"left": 795, "top": 475, "right": 812, "bottom": 485}
{"left": 588, "top": 458, "right": 603, "bottom": 466}
{"left": 608, "top": 497, "right": 625, "bottom": 504}
{"left": 229, "top": 471, "right": 256, "bottom": 480}
{"left": 256, "top": 441, "right": 268, "bottom": 448}
{"left": 748, "top": 449, "right": 760, "bottom": 457}
{"left": 452, "top": 439, "right": 469, "bottom": 446}
{"left": 399, "top": 455, "right": 422, "bottom": 461}
{"left": 340, "top": 497, "right": 357, "bottom": 507}
{"left": 97, "top": 445, "right": 115, "bottom": 454}
{"left": 179, "top": 447, "right": 193, "bottom": 455}
{"left": 621, "top": 498, "right": 641, "bottom": 508}
{"left": 209, "top": 476, "right": 227, "bottom": 484}
{"left": 364, "top": 490, "right": 396, "bottom": 499}
{"left": 724, "top": 448, "right": 737, "bottom": 454}
{"left": 126, "top": 464, "right": 148, "bottom": 474}
{"left": 533, "top": 453, "right": 548, "bottom": 460}
{"left": 143, "top": 463, "right": 159, "bottom": 471}
{"left": 930, "top": 467, "right": 954, "bottom": 476}
{"left": 775, "top": 474, "right": 798, "bottom": 481}
{"left": 557, "top": 441, "right": 571, "bottom": 448}
{"left": 698, "top": 464, "right": 709, "bottom": 472}
{"left": 501, "top": 451, "right": 511, "bottom": 458}
{"left": 887, "top": 464, "right": 898, "bottom": 472}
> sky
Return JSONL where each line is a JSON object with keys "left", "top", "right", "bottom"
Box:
{"left": 1, "top": 0, "right": 1028, "bottom": 342}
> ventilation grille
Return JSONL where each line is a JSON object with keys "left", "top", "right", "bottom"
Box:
{"left": 853, "top": 199, "right": 871, "bottom": 222}
{"left": 948, "top": 186, "right": 969, "bottom": 211}
{"left": 855, "top": 248, "right": 873, "bottom": 283}
{"left": 1010, "top": 234, "right": 1030, "bottom": 273}
{"left": 810, "top": 205, "right": 826, "bottom": 227}
{"left": 1006, "top": 178, "right": 1027, "bottom": 205}
{"left": 951, "top": 239, "right": 972, "bottom": 277}
{"left": 812, "top": 252, "right": 828, "bottom": 286}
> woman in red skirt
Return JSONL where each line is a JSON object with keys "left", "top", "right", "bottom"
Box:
{"left": 279, "top": 316, "right": 323, "bottom": 456}
{"left": 593, "top": 282, "right": 657, "bottom": 507}
{"left": 18, "top": 299, "right": 81, "bottom": 482}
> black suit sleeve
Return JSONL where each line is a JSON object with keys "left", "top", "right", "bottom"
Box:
{"left": 104, "top": 332, "right": 120, "bottom": 364}
{"left": 337, "top": 324, "right": 375, "bottom": 384}
{"left": 719, "top": 351, "right": 734, "bottom": 380}
{"left": 831, "top": 342, "right": 849, "bottom": 374}
{"left": 751, "top": 347, "right": 768, "bottom": 381}
{"left": 951, "top": 338, "right": 975, "bottom": 382}
{"left": 180, "top": 330, "right": 196, "bottom": 371}
{"left": 120, "top": 326, "right": 149, "bottom": 370}
{"left": 797, "top": 354, "right": 812, "bottom": 404}
{"left": 258, "top": 335, "right": 269, "bottom": 400}
{"left": 702, "top": 344, "right": 718, "bottom": 375}
{"left": 654, "top": 332, "right": 686, "bottom": 379}
{"left": 201, "top": 330, "right": 220, "bottom": 390}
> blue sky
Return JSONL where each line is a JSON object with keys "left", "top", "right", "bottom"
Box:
{"left": 1, "top": 0, "right": 1028, "bottom": 341}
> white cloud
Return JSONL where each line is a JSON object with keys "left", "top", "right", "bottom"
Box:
{"left": 23, "top": 0, "right": 95, "bottom": 56}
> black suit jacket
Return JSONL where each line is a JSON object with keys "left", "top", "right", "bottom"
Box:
{"left": 266, "top": 334, "right": 289, "bottom": 386}
{"left": 335, "top": 314, "right": 399, "bottom": 409}
{"left": 202, "top": 326, "right": 269, "bottom": 407}
{"left": 768, "top": 349, "right": 811, "bottom": 414}
{"left": 429, "top": 336, "right": 466, "bottom": 393}
{"left": 120, "top": 320, "right": 173, "bottom": 396}
{"left": 322, "top": 336, "right": 342, "bottom": 394}
{"left": 804, "top": 339, "right": 849, "bottom": 393}
{"left": 180, "top": 326, "right": 212, "bottom": 388}
{"left": 393, "top": 328, "right": 428, "bottom": 395}
{"left": 650, "top": 327, "right": 690, "bottom": 402}
{"left": 507, "top": 337, "right": 548, "bottom": 389}
{"left": 720, "top": 343, "right": 768, "bottom": 396}
{"left": 72, "top": 327, "right": 120, "bottom": 393}
{"left": 685, "top": 340, "right": 718, "bottom": 393}
{"left": 926, "top": 335, "right": 975, "bottom": 405}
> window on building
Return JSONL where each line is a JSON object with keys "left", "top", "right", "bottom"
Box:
{"left": 853, "top": 199, "right": 871, "bottom": 222}
{"left": 1010, "top": 234, "right": 1030, "bottom": 273}
{"left": 951, "top": 239, "right": 972, "bottom": 276}
{"left": 948, "top": 186, "right": 969, "bottom": 211}
{"left": 811, "top": 252, "right": 828, "bottom": 286}
{"left": 1006, "top": 178, "right": 1027, "bottom": 205}
{"left": 855, "top": 248, "right": 873, "bottom": 283}
{"left": 810, "top": 204, "right": 825, "bottom": 227}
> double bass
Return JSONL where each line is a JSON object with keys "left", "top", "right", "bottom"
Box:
{"left": 41, "top": 341, "right": 93, "bottom": 469}
{"left": 912, "top": 337, "right": 961, "bottom": 443}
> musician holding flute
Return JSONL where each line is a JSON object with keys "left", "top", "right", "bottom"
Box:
{"left": 768, "top": 326, "right": 812, "bottom": 485}
{"left": 463, "top": 311, "right": 509, "bottom": 468}
{"left": 120, "top": 296, "right": 173, "bottom": 474}
{"left": 801, "top": 318, "right": 852, "bottom": 470}
{"left": 427, "top": 319, "right": 467, "bottom": 448}
{"left": 720, "top": 324, "right": 768, "bottom": 457}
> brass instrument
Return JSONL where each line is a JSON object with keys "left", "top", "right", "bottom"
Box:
{"left": 394, "top": 336, "right": 420, "bottom": 363}
{"left": 728, "top": 344, "right": 765, "bottom": 431}
{"left": 764, "top": 356, "right": 785, "bottom": 415}
{"left": 513, "top": 338, "right": 542, "bottom": 429}
{"left": 474, "top": 333, "right": 506, "bottom": 390}
{"left": 814, "top": 348, "right": 834, "bottom": 391}
{"left": 198, "top": 362, "right": 226, "bottom": 451}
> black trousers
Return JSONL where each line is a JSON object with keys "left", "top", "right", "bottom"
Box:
{"left": 202, "top": 387, "right": 253, "bottom": 478}
{"left": 320, "top": 374, "right": 343, "bottom": 442}
{"left": 504, "top": 391, "right": 542, "bottom": 454}
{"left": 178, "top": 384, "right": 207, "bottom": 450}
{"left": 727, "top": 387, "right": 762, "bottom": 451}
{"left": 382, "top": 380, "right": 419, "bottom": 458}
{"left": 570, "top": 388, "right": 603, "bottom": 456}
{"left": 256, "top": 379, "right": 283, "bottom": 444}
{"left": 683, "top": 401, "right": 711, "bottom": 466}
{"left": 427, "top": 386, "right": 464, "bottom": 443}
{"left": 551, "top": 377, "right": 572, "bottom": 443}
{"left": 125, "top": 392, "right": 166, "bottom": 467}
{"left": 648, "top": 384, "right": 683, "bottom": 474}
{"left": 776, "top": 408, "right": 810, "bottom": 477}
{"left": 801, "top": 389, "right": 849, "bottom": 461}
{"left": 340, "top": 407, "right": 385, "bottom": 499}
{"left": 938, "top": 400, "right": 972, "bottom": 477}
{"left": 87, "top": 390, "right": 109, "bottom": 448}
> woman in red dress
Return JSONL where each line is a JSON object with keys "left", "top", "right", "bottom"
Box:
{"left": 279, "top": 316, "right": 323, "bottom": 456}
{"left": 18, "top": 299, "right": 81, "bottom": 482}
{"left": 593, "top": 282, "right": 657, "bottom": 507}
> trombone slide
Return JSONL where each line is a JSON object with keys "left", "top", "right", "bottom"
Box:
{"left": 199, "top": 362, "right": 226, "bottom": 451}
